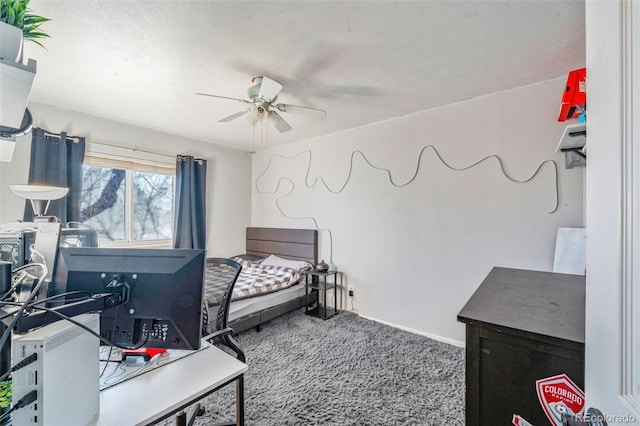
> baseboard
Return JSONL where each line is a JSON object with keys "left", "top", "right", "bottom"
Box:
{"left": 357, "top": 313, "right": 465, "bottom": 348}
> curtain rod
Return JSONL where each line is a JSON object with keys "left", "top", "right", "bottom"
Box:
{"left": 88, "top": 139, "right": 176, "bottom": 160}
{"left": 44, "top": 131, "right": 80, "bottom": 143}
{"left": 177, "top": 155, "right": 204, "bottom": 165}
{"left": 44, "top": 132, "right": 182, "bottom": 161}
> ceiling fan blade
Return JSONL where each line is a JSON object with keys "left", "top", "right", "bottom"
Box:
{"left": 273, "top": 103, "right": 326, "bottom": 119}
{"left": 268, "top": 111, "right": 292, "bottom": 133}
{"left": 197, "top": 93, "right": 252, "bottom": 105}
{"left": 218, "top": 110, "right": 248, "bottom": 122}
{"left": 257, "top": 76, "right": 283, "bottom": 102}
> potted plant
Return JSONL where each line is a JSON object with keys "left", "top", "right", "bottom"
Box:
{"left": 0, "top": 322, "right": 10, "bottom": 423}
{"left": 0, "top": 0, "right": 50, "bottom": 61}
{"left": 0, "top": 379, "right": 10, "bottom": 416}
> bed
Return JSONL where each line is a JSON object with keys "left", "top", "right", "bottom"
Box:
{"left": 205, "top": 227, "right": 319, "bottom": 333}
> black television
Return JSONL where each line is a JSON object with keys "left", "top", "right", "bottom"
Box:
{"left": 52, "top": 247, "right": 205, "bottom": 350}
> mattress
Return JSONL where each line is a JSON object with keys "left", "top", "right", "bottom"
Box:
{"left": 228, "top": 283, "right": 306, "bottom": 321}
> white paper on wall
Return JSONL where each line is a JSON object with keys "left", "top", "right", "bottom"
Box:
{"left": 553, "top": 227, "right": 586, "bottom": 275}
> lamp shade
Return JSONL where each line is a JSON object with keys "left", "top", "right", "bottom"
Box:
{"left": 9, "top": 184, "right": 69, "bottom": 217}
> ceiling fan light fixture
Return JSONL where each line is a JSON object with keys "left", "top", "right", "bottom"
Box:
{"left": 250, "top": 103, "right": 269, "bottom": 121}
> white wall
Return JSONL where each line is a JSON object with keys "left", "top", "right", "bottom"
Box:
{"left": 252, "top": 77, "right": 584, "bottom": 345}
{"left": 0, "top": 101, "right": 252, "bottom": 257}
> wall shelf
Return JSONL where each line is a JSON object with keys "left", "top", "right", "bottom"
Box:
{"left": 556, "top": 122, "right": 586, "bottom": 169}
{"left": 0, "top": 57, "right": 36, "bottom": 128}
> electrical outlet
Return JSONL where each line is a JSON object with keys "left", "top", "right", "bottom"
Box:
{"left": 348, "top": 286, "right": 354, "bottom": 297}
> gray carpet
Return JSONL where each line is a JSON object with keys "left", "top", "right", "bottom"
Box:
{"left": 164, "top": 308, "right": 465, "bottom": 425}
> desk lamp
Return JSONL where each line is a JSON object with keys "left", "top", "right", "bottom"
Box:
{"left": 9, "top": 184, "right": 69, "bottom": 223}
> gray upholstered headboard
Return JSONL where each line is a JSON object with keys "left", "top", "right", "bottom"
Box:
{"left": 246, "top": 227, "right": 318, "bottom": 265}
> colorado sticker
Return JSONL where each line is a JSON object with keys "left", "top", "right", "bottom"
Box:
{"left": 536, "top": 374, "right": 585, "bottom": 426}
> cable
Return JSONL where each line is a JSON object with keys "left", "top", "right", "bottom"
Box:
{"left": 0, "top": 353, "right": 37, "bottom": 383}
{"left": 2, "top": 301, "right": 148, "bottom": 350}
{"left": 32, "top": 305, "right": 149, "bottom": 350}
{"left": 349, "top": 296, "right": 358, "bottom": 314}
{"left": 0, "top": 291, "right": 93, "bottom": 320}
{"left": 0, "top": 406, "right": 15, "bottom": 423}
{"left": 1, "top": 263, "right": 48, "bottom": 301}
{"left": 7, "top": 264, "right": 46, "bottom": 275}
{"left": 2, "top": 285, "right": 145, "bottom": 351}
{"left": 255, "top": 148, "right": 559, "bottom": 263}
{"left": 28, "top": 291, "right": 92, "bottom": 307}
{"left": 0, "top": 264, "right": 47, "bottom": 354}
{"left": 100, "top": 304, "right": 120, "bottom": 378}
{"left": 0, "top": 302, "right": 31, "bottom": 321}
{"left": 14, "top": 389, "right": 37, "bottom": 408}
{"left": 29, "top": 247, "right": 45, "bottom": 265}
{"left": 100, "top": 345, "right": 117, "bottom": 378}
{"left": 0, "top": 280, "right": 21, "bottom": 302}
{"left": 0, "top": 389, "right": 38, "bottom": 423}
{"left": 0, "top": 271, "right": 79, "bottom": 322}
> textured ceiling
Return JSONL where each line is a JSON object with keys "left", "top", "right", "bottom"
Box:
{"left": 23, "top": 1, "right": 585, "bottom": 152}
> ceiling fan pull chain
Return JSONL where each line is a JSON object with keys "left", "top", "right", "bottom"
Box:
{"left": 265, "top": 118, "right": 269, "bottom": 144}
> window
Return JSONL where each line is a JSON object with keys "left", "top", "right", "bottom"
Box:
{"left": 80, "top": 153, "right": 175, "bottom": 247}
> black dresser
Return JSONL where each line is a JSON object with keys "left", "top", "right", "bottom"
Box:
{"left": 457, "top": 267, "right": 585, "bottom": 425}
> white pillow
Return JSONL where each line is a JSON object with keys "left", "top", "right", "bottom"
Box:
{"left": 261, "top": 254, "right": 313, "bottom": 272}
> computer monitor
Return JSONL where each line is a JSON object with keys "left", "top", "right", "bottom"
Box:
{"left": 52, "top": 247, "right": 205, "bottom": 350}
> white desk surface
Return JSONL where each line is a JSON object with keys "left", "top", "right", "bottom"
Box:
{"left": 94, "top": 343, "right": 247, "bottom": 426}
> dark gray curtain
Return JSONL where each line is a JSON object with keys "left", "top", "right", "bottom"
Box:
{"left": 23, "top": 128, "right": 86, "bottom": 223}
{"left": 173, "top": 155, "right": 207, "bottom": 249}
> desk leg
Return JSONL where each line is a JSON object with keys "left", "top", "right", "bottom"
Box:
{"left": 334, "top": 273, "right": 338, "bottom": 313}
{"left": 175, "top": 411, "right": 187, "bottom": 426}
{"left": 236, "top": 375, "right": 245, "bottom": 426}
{"left": 323, "top": 276, "right": 327, "bottom": 318}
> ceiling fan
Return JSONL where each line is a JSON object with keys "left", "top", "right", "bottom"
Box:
{"left": 197, "top": 76, "right": 326, "bottom": 133}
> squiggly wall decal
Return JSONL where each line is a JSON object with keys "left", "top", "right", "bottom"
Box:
{"left": 255, "top": 146, "right": 559, "bottom": 263}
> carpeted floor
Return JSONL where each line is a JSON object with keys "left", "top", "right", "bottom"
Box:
{"left": 162, "top": 308, "right": 465, "bottom": 426}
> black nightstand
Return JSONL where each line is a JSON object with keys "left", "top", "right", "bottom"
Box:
{"left": 305, "top": 269, "right": 342, "bottom": 320}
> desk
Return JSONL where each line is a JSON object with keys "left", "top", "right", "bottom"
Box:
{"left": 95, "top": 342, "right": 247, "bottom": 426}
{"left": 457, "top": 267, "right": 585, "bottom": 425}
